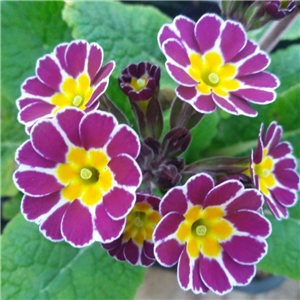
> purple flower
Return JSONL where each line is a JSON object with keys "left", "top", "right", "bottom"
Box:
{"left": 247, "top": 121, "right": 300, "bottom": 220}
{"left": 119, "top": 61, "right": 160, "bottom": 102}
{"left": 153, "top": 173, "right": 271, "bottom": 295}
{"left": 158, "top": 14, "right": 279, "bottom": 117}
{"left": 14, "top": 107, "right": 142, "bottom": 247}
{"left": 17, "top": 40, "right": 115, "bottom": 133}
{"left": 102, "top": 193, "right": 161, "bottom": 267}
{"left": 264, "top": 1, "right": 297, "bottom": 19}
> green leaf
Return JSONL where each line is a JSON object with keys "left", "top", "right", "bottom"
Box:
{"left": 2, "top": 193, "right": 23, "bottom": 221}
{"left": 1, "top": 1, "right": 73, "bottom": 197}
{"left": 1, "top": 214, "right": 145, "bottom": 300}
{"left": 281, "top": 14, "right": 300, "bottom": 40}
{"left": 258, "top": 211, "right": 300, "bottom": 280}
{"left": 62, "top": 1, "right": 175, "bottom": 89}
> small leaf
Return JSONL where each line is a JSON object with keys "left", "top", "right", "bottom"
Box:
{"left": 1, "top": 214, "right": 145, "bottom": 300}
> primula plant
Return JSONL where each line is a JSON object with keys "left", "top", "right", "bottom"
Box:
{"left": 1, "top": 1, "right": 300, "bottom": 299}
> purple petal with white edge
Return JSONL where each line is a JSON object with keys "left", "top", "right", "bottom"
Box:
{"left": 272, "top": 187, "right": 298, "bottom": 207}
{"left": 143, "top": 240, "right": 155, "bottom": 259}
{"left": 200, "top": 253, "right": 232, "bottom": 295}
{"left": 62, "top": 199, "right": 93, "bottom": 247}
{"left": 14, "top": 170, "right": 63, "bottom": 196}
{"left": 95, "top": 203, "right": 126, "bottom": 243}
{"left": 65, "top": 40, "right": 87, "bottom": 79}
{"left": 31, "top": 120, "right": 68, "bottom": 163}
{"left": 225, "top": 189, "right": 263, "bottom": 214}
{"left": 270, "top": 142, "right": 292, "bottom": 159}
{"left": 92, "top": 61, "right": 115, "bottom": 87}
{"left": 265, "top": 195, "right": 288, "bottom": 220}
{"left": 22, "top": 77, "right": 56, "bottom": 97}
{"left": 85, "top": 99, "right": 100, "bottom": 112}
{"left": 154, "top": 212, "right": 184, "bottom": 242}
{"left": 154, "top": 238, "right": 183, "bottom": 267}
{"left": 174, "top": 16, "right": 199, "bottom": 53}
{"left": 17, "top": 97, "right": 41, "bottom": 110}
{"left": 40, "top": 203, "right": 70, "bottom": 241}
{"left": 275, "top": 157, "right": 297, "bottom": 171}
{"left": 158, "top": 24, "right": 178, "bottom": 49}
{"left": 193, "top": 94, "right": 217, "bottom": 114}
{"left": 222, "top": 251, "right": 256, "bottom": 285}
{"left": 103, "top": 187, "right": 135, "bottom": 220}
{"left": 56, "top": 108, "right": 84, "bottom": 147}
{"left": 177, "top": 245, "right": 191, "bottom": 290}
{"left": 160, "top": 188, "right": 187, "bottom": 216}
{"left": 238, "top": 72, "right": 279, "bottom": 88}
{"left": 274, "top": 169, "right": 300, "bottom": 190}
{"left": 254, "top": 125, "right": 264, "bottom": 164}
{"left": 106, "top": 125, "right": 140, "bottom": 159}
{"left": 86, "top": 82, "right": 107, "bottom": 107}
{"left": 212, "top": 94, "right": 238, "bottom": 115}
{"left": 220, "top": 21, "right": 246, "bottom": 63}
{"left": 264, "top": 122, "right": 282, "bottom": 149}
{"left": 228, "top": 94, "right": 257, "bottom": 117}
{"left": 225, "top": 210, "right": 271, "bottom": 238}
{"left": 128, "top": 88, "right": 153, "bottom": 102}
{"left": 16, "top": 141, "right": 57, "bottom": 168}
{"left": 124, "top": 239, "right": 140, "bottom": 265}
{"left": 195, "top": 14, "right": 222, "bottom": 54}
{"left": 141, "top": 251, "right": 155, "bottom": 267}
{"left": 204, "top": 180, "right": 243, "bottom": 208}
{"left": 176, "top": 85, "right": 197, "bottom": 101}
{"left": 186, "top": 173, "right": 215, "bottom": 206}
{"left": 18, "top": 101, "right": 55, "bottom": 123}
{"left": 22, "top": 191, "right": 61, "bottom": 221}
{"left": 80, "top": 111, "right": 117, "bottom": 151}
{"left": 237, "top": 53, "right": 270, "bottom": 76}
{"left": 36, "top": 55, "right": 62, "bottom": 91}
{"left": 109, "top": 154, "right": 141, "bottom": 187}
{"left": 192, "top": 257, "right": 209, "bottom": 293}
{"left": 166, "top": 62, "right": 197, "bottom": 86}
{"left": 55, "top": 43, "right": 69, "bottom": 74}
{"left": 221, "top": 235, "right": 267, "bottom": 264}
{"left": 163, "top": 39, "right": 190, "bottom": 67}
{"left": 101, "top": 236, "right": 122, "bottom": 251}
{"left": 230, "top": 40, "right": 258, "bottom": 63}
{"left": 233, "top": 88, "right": 276, "bottom": 104}
{"left": 112, "top": 244, "right": 126, "bottom": 261}
{"left": 87, "top": 43, "right": 103, "bottom": 81}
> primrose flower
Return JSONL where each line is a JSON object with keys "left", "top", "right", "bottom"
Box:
{"left": 102, "top": 193, "right": 161, "bottom": 267}
{"left": 17, "top": 40, "right": 115, "bottom": 133}
{"left": 247, "top": 121, "right": 300, "bottom": 220}
{"left": 119, "top": 61, "right": 160, "bottom": 102}
{"left": 158, "top": 14, "right": 279, "bottom": 116}
{"left": 264, "top": 1, "right": 297, "bottom": 19}
{"left": 14, "top": 107, "right": 142, "bottom": 247}
{"left": 153, "top": 173, "right": 271, "bottom": 295}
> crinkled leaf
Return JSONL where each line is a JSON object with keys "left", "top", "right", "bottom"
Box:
{"left": 1, "top": 214, "right": 145, "bottom": 300}
{"left": 1, "top": 1, "right": 72, "bottom": 196}
{"left": 258, "top": 211, "right": 300, "bottom": 280}
{"left": 62, "top": 1, "right": 175, "bottom": 88}
{"left": 2, "top": 193, "right": 22, "bottom": 221}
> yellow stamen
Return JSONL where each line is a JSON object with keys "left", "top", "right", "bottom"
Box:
{"left": 134, "top": 217, "right": 144, "bottom": 227}
{"left": 208, "top": 73, "right": 219, "bottom": 84}
{"left": 73, "top": 95, "right": 83, "bottom": 107}
{"left": 196, "top": 225, "right": 207, "bottom": 236}
{"left": 80, "top": 168, "right": 92, "bottom": 180}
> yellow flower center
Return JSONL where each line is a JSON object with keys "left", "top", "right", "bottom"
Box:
{"left": 176, "top": 205, "right": 233, "bottom": 258}
{"left": 56, "top": 147, "right": 113, "bottom": 206}
{"left": 123, "top": 202, "right": 161, "bottom": 245}
{"left": 188, "top": 51, "right": 240, "bottom": 97}
{"left": 51, "top": 73, "right": 93, "bottom": 113}
{"left": 130, "top": 75, "right": 148, "bottom": 92}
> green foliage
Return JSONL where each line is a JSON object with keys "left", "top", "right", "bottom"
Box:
{"left": 1, "top": 214, "right": 145, "bottom": 300}
{"left": 62, "top": 1, "right": 174, "bottom": 89}
{"left": 258, "top": 210, "right": 300, "bottom": 280}
{"left": 1, "top": 1, "right": 73, "bottom": 197}
{"left": 2, "top": 193, "right": 23, "bottom": 221}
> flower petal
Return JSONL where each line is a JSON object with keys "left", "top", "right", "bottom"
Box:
{"left": 212, "top": 94, "right": 238, "bottom": 115}
{"left": 227, "top": 94, "right": 257, "bottom": 117}
{"left": 166, "top": 62, "right": 197, "bottom": 86}
{"left": 193, "top": 94, "right": 217, "bottom": 113}
{"left": 271, "top": 187, "right": 297, "bottom": 207}
{"left": 162, "top": 39, "right": 190, "bottom": 67}
{"left": 238, "top": 72, "right": 279, "bottom": 88}
{"left": 176, "top": 85, "right": 197, "bottom": 101}
{"left": 22, "top": 77, "right": 56, "bottom": 97}
{"left": 87, "top": 43, "right": 103, "bottom": 81}
{"left": 160, "top": 188, "right": 188, "bottom": 216}
{"left": 233, "top": 88, "right": 276, "bottom": 104}
{"left": 237, "top": 53, "right": 270, "bottom": 76}
{"left": 274, "top": 169, "right": 300, "bottom": 190}
{"left": 124, "top": 238, "right": 140, "bottom": 265}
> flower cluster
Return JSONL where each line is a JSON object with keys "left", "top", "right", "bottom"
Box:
{"left": 12, "top": 9, "right": 299, "bottom": 297}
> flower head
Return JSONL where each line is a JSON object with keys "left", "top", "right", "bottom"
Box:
{"left": 158, "top": 14, "right": 279, "bottom": 117}
{"left": 119, "top": 61, "right": 160, "bottom": 102}
{"left": 248, "top": 121, "right": 300, "bottom": 220}
{"left": 102, "top": 193, "right": 161, "bottom": 267}
{"left": 17, "top": 40, "right": 115, "bottom": 133}
{"left": 14, "top": 107, "right": 142, "bottom": 247}
{"left": 153, "top": 173, "right": 271, "bottom": 295}
{"left": 264, "top": 1, "right": 297, "bottom": 19}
